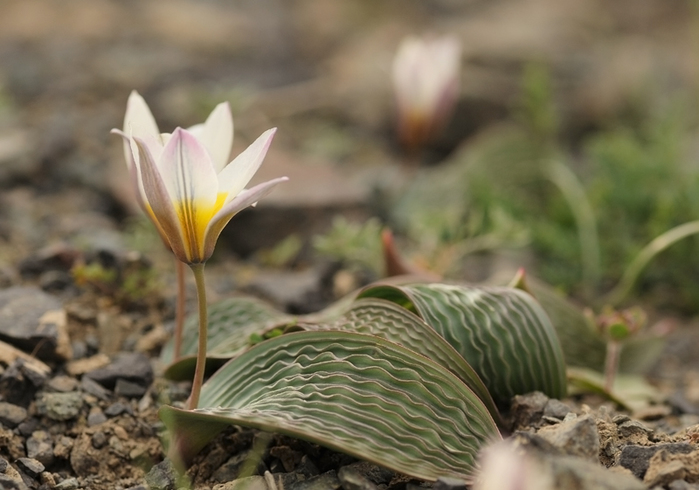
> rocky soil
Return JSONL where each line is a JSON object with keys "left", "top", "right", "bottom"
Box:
{"left": 0, "top": 1, "right": 699, "bottom": 489}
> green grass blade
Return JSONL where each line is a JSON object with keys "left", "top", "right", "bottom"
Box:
{"left": 161, "top": 331, "right": 501, "bottom": 482}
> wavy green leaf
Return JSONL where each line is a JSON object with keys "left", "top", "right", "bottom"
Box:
{"left": 161, "top": 295, "right": 294, "bottom": 380}
{"left": 358, "top": 283, "right": 567, "bottom": 406}
{"left": 160, "top": 331, "right": 501, "bottom": 482}
{"left": 296, "top": 298, "right": 502, "bottom": 426}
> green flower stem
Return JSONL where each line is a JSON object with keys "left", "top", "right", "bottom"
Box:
{"left": 173, "top": 258, "right": 186, "bottom": 362}
{"left": 187, "top": 262, "right": 208, "bottom": 410}
{"left": 604, "top": 340, "right": 620, "bottom": 393}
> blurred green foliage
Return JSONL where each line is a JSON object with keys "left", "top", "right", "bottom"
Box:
{"left": 315, "top": 61, "right": 699, "bottom": 312}
{"left": 313, "top": 216, "right": 384, "bottom": 275}
{"left": 465, "top": 62, "right": 699, "bottom": 310}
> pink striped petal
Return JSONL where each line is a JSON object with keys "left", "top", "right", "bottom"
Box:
{"left": 195, "top": 102, "right": 234, "bottom": 173}
{"left": 217, "top": 128, "right": 276, "bottom": 201}
{"left": 202, "top": 176, "right": 288, "bottom": 261}
{"left": 157, "top": 128, "right": 220, "bottom": 262}
{"left": 123, "top": 91, "right": 160, "bottom": 166}
{"left": 158, "top": 128, "right": 219, "bottom": 212}
{"left": 132, "top": 137, "right": 188, "bottom": 262}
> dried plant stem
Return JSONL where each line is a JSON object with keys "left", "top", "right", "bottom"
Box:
{"left": 603, "top": 340, "right": 620, "bottom": 393}
{"left": 173, "top": 258, "right": 186, "bottom": 362}
{"left": 187, "top": 262, "right": 208, "bottom": 410}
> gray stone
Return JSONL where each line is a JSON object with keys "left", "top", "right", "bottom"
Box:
{"left": 25, "top": 431, "right": 53, "bottom": 468}
{"left": 114, "top": 378, "right": 147, "bottom": 398}
{"left": 16, "top": 418, "right": 38, "bottom": 437}
{"left": 47, "top": 375, "right": 78, "bottom": 393}
{"left": 296, "top": 455, "right": 320, "bottom": 478}
{"left": 669, "top": 480, "right": 699, "bottom": 490}
{"left": 145, "top": 459, "right": 177, "bottom": 490}
{"left": 340, "top": 462, "right": 394, "bottom": 485}
{"left": 0, "top": 286, "right": 65, "bottom": 361}
{"left": 54, "top": 478, "right": 79, "bottom": 490}
{"left": 543, "top": 399, "right": 572, "bottom": 420}
{"left": 91, "top": 431, "right": 107, "bottom": 449}
{"left": 80, "top": 376, "right": 111, "bottom": 401}
{"left": 245, "top": 267, "right": 329, "bottom": 314}
{"left": 104, "top": 401, "right": 132, "bottom": 417}
{"left": 0, "top": 402, "right": 27, "bottom": 428}
{"left": 536, "top": 414, "right": 600, "bottom": 461}
{"left": 212, "top": 450, "right": 267, "bottom": 483}
{"left": 0, "top": 473, "right": 24, "bottom": 490}
{"left": 0, "top": 359, "right": 47, "bottom": 406}
{"left": 617, "top": 419, "right": 653, "bottom": 439}
{"left": 510, "top": 391, "right": 550, "bottom": 429}
{"left": 511, "top": 431, "right": 564, "bottom": 456}
{"left": 546, "top": 454, "right": 645, "bottom": 490}
{"left": 212, "top": 475, "right": 267, "bottom": 490}
{"left": 35, "top": 392, "right": 83, "bottom": 421}
{"left": 87, "top": 409, "right": 107, "bottom": 427}
{"left": 289, "top": 470, "right": 342, "bottom": 490}
{"left": 337, "top": 466, "right": 378, "bottom": 490}
{"left": 272, "top": 472, "right": 300, "bottom": 489}
{"left": 38, "top": 270, "right": 73, "bottom": 293}
{"left": 16, "top": 457, "right": 44, "bottom": 478}
{"left": 619, "top": 444, "right": 695, "bottom": 480}
{"left": 433, "top": 477, "right": 467, "bottom": 490}
{"left": 269, "top": 445, "right": 303, "bottom": 472}
{"left": 83, "top": 352, "right": 153, "bottom": 390}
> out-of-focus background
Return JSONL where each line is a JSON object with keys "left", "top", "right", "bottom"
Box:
{"left": 1, "top": 0, "right": 698, "bottom": 312}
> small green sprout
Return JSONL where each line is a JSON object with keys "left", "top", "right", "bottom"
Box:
{"left": 587, "top": 305, "right": 647, "bottom": 393}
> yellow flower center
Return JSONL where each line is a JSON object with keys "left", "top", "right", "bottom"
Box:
{"left": 176, "top": 192, "right": 228, "bottom": 262}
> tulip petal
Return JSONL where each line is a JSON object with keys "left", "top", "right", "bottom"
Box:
{"left": 132, "top": 137, "right": 188, "bottom": 262}
{"left": 111, "top": 129, "right": 152, "bottom": 211}
{"left": 158, "top": 128, "right": 220, "bottom": 262}
{"left": 188, "top": 102, "right": 234, "bottom": 173}
{"left": 123, "top": 91, "right": 160, "bottom": 165}
{"left": 217, "top": 128, "right": 276, "bottom": 202}
{"left": 202, "top": 176, "right": 288, "bottom": 261}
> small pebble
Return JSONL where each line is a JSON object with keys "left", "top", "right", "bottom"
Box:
{"left": 87, "top": 409, "right": 107, "bottom": 427}
{"left": 0, "top": 474, "right": 22, "bottom": 489}
{"left": 288, "top": 470, "right": 341, "bottom": 490}
{"left": 91, "top": 431, "right": 107, "bottom": 449}
{"left": 80, "top": 376, "right": 111, "bottom": 401}
{"left": 433, "top": 476, "right": 467, "bottom": 490}
{"left": 55, "top": 477, "right": 80, "bottom": 490}
{"left": 26, "top": 431, "right": 54, "bottom": 468}
{"left": 17, "top": 418, "right": 38, "bottom": 437}
{"left": 145, "top": 459, "right": 177, "bottom": 490}
{"left": 16, "top": 457, "right": 45, "bottom": 478}
{"left": 40, "top": 471, "right": 56, "bottom": 486}
{"left": 48, "top": 376, "right": 78, "bottom": 393}
{"left": 105, "top": 402, "right": 131, "bottom": 417}
{"left": 337, "top": 466, "right": 378, "bottom": 490}
{"left": 115, "top": 379, "right": 147, "bottom": 398}
{"left": 113, "top": 425, "right": 128, "bottom": 440}
{"left": 0, "top": 402, "right": 27, "bottom": 428}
